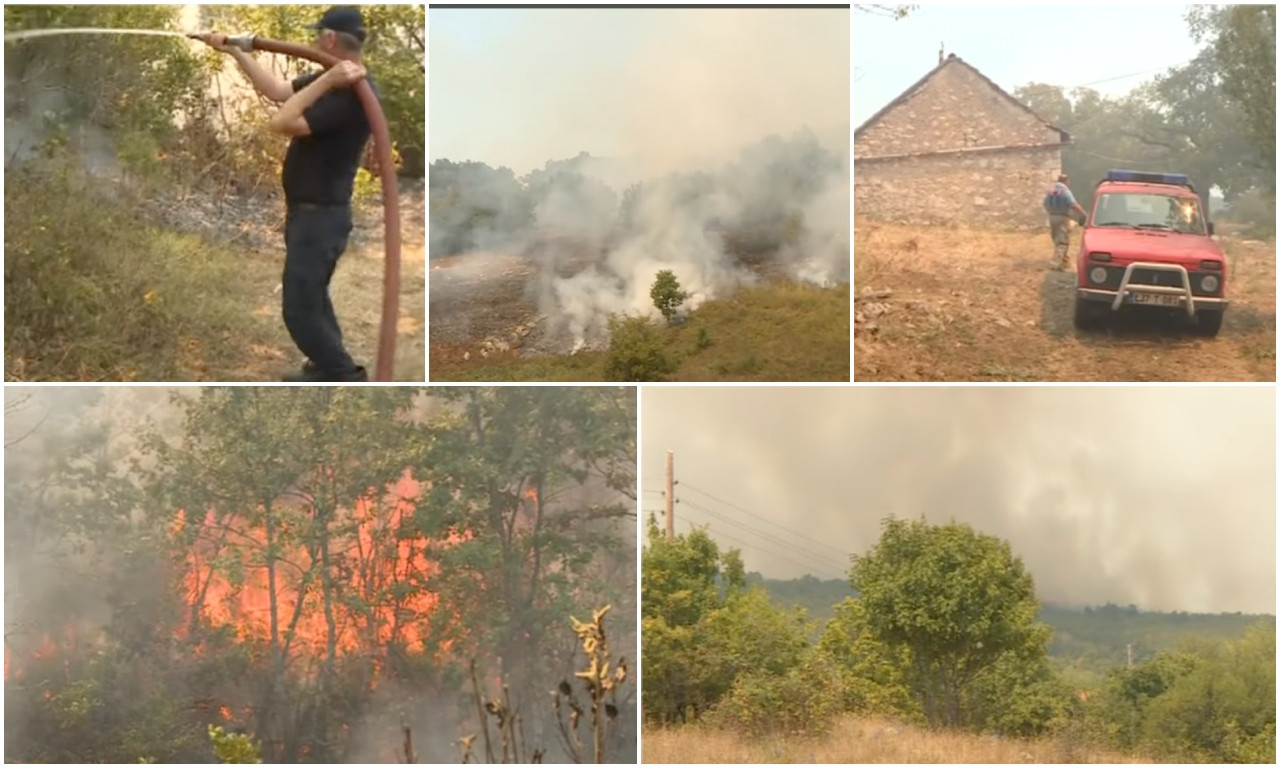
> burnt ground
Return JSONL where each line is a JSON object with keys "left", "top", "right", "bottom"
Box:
{"left": 854, "top": 222, "right": 1276, "bottom": 382}
{"left": 163, "top": 182, "right": 426, "bottom": 381}
{"left": 429, "top": 235, "right": 642, "bottom": 366}
{"left": 428, "top": 234, "right": 819, "bottom": 370}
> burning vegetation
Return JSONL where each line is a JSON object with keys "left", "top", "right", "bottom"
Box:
{"left": 4, "top": 386, "right": 637, "bottom": 763}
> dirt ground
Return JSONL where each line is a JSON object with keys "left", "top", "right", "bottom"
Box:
{"left": 854, "top": 222, "right": 1276, "bottom": 382}
{"left": 214, "top": 183, "right": 426, "bottom": 382}
{"left": 428, "top": 250, "right": 542, "bottom": 367}
{"left": 428, "top": 236, "right": 621, "bottom": 368}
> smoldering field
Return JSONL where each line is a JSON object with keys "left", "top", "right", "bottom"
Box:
{"left": 4, "top": 387, "right": 637, "bottom": 764}
{"left": 429, "top": 8, "right": 851, "bottom": 358}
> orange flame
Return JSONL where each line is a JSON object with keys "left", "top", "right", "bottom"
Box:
{"left": 176, "top": 469, "right": 469, "bottom": 674}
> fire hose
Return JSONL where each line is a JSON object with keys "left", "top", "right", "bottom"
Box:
{"left": 191, "top": 33, "right": 401, "bottom": 382}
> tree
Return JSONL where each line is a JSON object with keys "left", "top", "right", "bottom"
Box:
{"left": 416, "top": 387, "right": 637, "bottom": 735}
{"left": 135, "top": 387, "right": 424, "bottom": 761}
{"left": 849, "top": 518, "right": 1049, "bottom": 728}
{"left": 1016, "top": 51, "right": 1268, "bottom": 210}
{"left": 650, "top": 270, "right": 689, "bottom": 324}
{"left": 816, "top": 597, "right": 920, "bottom": 720}
{"left": 641, "top": 519, "right": 744, "bottom": 722}
{"left": 4, "top": 387, "right": 637, "bottom": 764}
{"left": 1189, "top": 4, "right": 1276, "bottom": 179}
{"left": 1138, "top": 624, "right": 1276, "bottom": 762}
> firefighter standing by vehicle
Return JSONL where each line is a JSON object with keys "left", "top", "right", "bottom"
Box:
{"left": 1043, "top": 173, "right": 1088, "bottom": 270}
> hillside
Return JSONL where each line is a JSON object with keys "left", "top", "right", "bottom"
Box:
{"left": 430, "top": 280, "right": 850, "bottom": 382}
{"left": 754, "top": 574, "right": 1274, "bottom": 671}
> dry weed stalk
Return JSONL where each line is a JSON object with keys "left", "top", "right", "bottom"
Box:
{"left": 460, "top": 658, "right": 543, "bottom": 764}
{"left": 553, "top": 605, "right": 627, "bottom": 764}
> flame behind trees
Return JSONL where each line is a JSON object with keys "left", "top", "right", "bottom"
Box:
{"left": 4, "top": 386, "right": 637, "bottom": 763}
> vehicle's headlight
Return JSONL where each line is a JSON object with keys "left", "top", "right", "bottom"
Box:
{"left": 1201, "top": 274, "right": 1219, "bottom": 293}
{"left": 1090, "top": 266, "right": 1108, "bottom": 284}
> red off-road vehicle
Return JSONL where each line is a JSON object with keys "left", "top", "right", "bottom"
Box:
{"left": 1073, "top": 170, "right": 1227, "bottom": 336}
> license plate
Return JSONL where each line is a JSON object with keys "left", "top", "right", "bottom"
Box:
{"left": 1130, "top": 292, "right": 1183, "bottom": 307}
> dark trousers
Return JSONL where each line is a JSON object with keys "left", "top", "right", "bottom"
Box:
{"left": 282, "top": 202, "right": 357, "bottom": 375}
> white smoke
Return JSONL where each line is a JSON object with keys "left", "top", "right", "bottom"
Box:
{"left": 529, "top": 128, "right": 849, "bottom": 351}
{"left": 430, "top": 7, "right": 850, "bottom": 353}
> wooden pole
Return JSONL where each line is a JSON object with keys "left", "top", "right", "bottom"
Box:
{"left": 664, "top": 450, "right": 674, "bottom": 540}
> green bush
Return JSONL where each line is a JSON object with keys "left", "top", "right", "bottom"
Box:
{"left": 3, "top": 162, "right": 263, "bottom": 380}
{"left": 707, "top": 653, "right": 841, "bottom": 737}
{"left": 208, "top": 725, "right": 262, "bottom": 764}
{"left": 604, "top": 314, "right": 674, "bottom": 382}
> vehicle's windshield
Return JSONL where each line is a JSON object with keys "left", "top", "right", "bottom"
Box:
{"left": 1091, "top": 192, "right": 1207, "bottom": 234}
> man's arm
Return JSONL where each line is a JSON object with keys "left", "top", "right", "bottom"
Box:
{"left": 196, "top": 34, "right": 292, "bottom": 103}
{"left": 267, "top": 61, "right": 367, "bottom": 137}
{"left": 1063, "top": 186, "right": 1088, "bottom": 219}
{"left": 228, "top": 49, "right": 294, "bottom": 104}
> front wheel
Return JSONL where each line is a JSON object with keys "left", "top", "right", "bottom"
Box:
{"left": 1074, "top": 297, "right": 1105, "bottom": 330}
{"left": 1193, "top": 309, "right": 1224, "bottom": 337}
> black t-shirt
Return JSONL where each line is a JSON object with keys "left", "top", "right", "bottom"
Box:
{"left": 281, "top": 70, "right": 376, "bottom": 205}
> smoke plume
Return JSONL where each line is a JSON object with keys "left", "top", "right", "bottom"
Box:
{"left": 429, "top": 7, "right": 850, "bottom": 352}
{"left": 641, "top": 387, "right": 1276, "bottom": 615}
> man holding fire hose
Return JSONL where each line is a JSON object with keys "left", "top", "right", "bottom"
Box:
{"left": 198, "top": 6, "right": 377, "bottom": 382}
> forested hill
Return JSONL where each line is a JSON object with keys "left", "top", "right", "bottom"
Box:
{"left": 745, "top": 572, "right": 855, "bottom": 623}
{"left": 1041, "top": 602, "right": 1275, "bottom": 673}
{"left": 753, "top": 573, "right": 1275, "bottom": 670}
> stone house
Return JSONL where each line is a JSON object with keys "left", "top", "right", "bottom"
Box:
{"left": 854, "top": 53, "right": 1071, "bottom": 228}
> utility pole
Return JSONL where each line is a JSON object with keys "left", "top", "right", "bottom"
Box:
{"left": 664, "top": 449, "right": 674, "bottom": 540}
{"left": 1126, "top": 643, "right": 1134, "bottom": 669}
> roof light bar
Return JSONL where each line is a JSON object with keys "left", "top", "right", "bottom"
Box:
{"left": 1105, "top": 169, "right": 1190, "bottom": 186}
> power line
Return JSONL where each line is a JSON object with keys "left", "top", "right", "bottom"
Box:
{"left": 673, "top": 513, "right": 847, "bottom": 582}
{"left": 1068, "top": 60, "right": 1192, "bottom": 89}
{"left": 680, "top": 498, "right": 850, "bottom": 579}
{"left": 679, "top": 481, "right": 853, "bottom": 561}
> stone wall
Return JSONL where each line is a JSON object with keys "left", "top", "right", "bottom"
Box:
{"left": 854, "top": 145, "right": 1063, "bottom": 228}
{"left": 855, "top": 57, "right": 1064, "bottom": 157}
{"left": 853, "top": 56, "right": 1068, "bottom": 228}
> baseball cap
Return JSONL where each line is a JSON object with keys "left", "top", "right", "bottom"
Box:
{"left": 309, "top": 6, "right": 367, "bottom": 42}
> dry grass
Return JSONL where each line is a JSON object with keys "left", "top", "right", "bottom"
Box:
{"left": 228, "top": 190, "right": 426, "bottom": 382}
{"left": 430, "top": 280, "right": 850, "bottom": 382}
{"left": 853, "top": 220, "right": 1276, "bottom": 382}
{"left": 642, "top": 715, "right": 1151, "bottom": 764}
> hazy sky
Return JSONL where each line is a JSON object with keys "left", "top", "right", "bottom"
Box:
{"left": 642, "top": 387, "right": 1276, "bottom": 615}
{"left": 854, "top": 4, "right": 1202, "bottom": 127}
{"left": 430, "top": 7, "right": 850, "bottom": 177}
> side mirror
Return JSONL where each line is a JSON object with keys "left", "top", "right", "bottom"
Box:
{"left": 1208, "top": 222, "right": 1215, "bottom": 236}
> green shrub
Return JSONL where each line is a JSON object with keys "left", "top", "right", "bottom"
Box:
{"left": 208, "top": 725, "right": 262, "bottom": 764}
{"left": 695, "top": 326, "right": 712, "bottom": 350}
{"left": 3, "top": 162, "right": 263, "bottom": 380}
{"left": 604, "top": 314, "right": 673, "bottom": 381}
{"left": 707, "top": 654, "right": 841, "bottom": 738}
